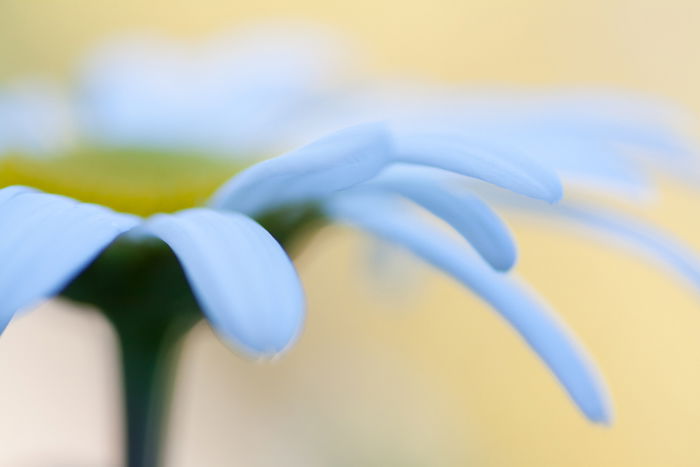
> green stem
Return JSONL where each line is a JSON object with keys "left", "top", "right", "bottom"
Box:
{"left": 59, "top": 232, "right": 317, "bottom": 466}
{"left": 110, "top": 314, "right": 195, "bottom": 467}
{"left": 60, "top": 239, "right": 204, "bottom": 467}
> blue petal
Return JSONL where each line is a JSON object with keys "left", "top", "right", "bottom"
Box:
{"left": 530, "top": 91, "right": 695, "bottom": 159}
{"left": 79, "top": 24, "right": 350, "bottom": 154}
{"left": 455, "top": 122, "right": 655, "bottom": 199}
{"left": 0, "top": 185, "right": 35, "bottom": 203}
{"left": 366, "top": 167, "right": 517, "bottom": 271}
{"left": 0, "top": 80, "right": 76, "bottom": 156}
{"left": 326, "top": 192, "right": 611, "bottom": 423}
{"left": 547, "top": 204, "right": 700, "bottom": 292}
{"left": 0, "top": 187, "right": 139, "bottom": 331}
{"left": 210, "top": 122, "right": 393, "bottom": 214}
{"left": 140, "top": 208, "right": 305, "bottom": 356}
{"left": 391, "top": 130, "right": 563, "bottom": 202}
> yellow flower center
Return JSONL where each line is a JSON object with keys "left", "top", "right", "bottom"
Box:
{"left": 0, "top": 148, "right": 246, "bottom": 216}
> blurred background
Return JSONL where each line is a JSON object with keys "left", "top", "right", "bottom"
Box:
{"left": 2, "top": 0, "right": 700, "bottom": 465}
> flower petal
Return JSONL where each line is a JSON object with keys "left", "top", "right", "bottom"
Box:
{"left": 529, "top": 91, "right": 695, "bottom": 158}
{"left": 326, "top": 192, "right": 611, "bottom": 423}
{"left": 391, "top": 129, "right": 563, "bottom": 202}
{"left": 547, "top": 203, "right": 700, "bottom": 292}
{"left": 366, "top": 167, "right": 517, "bottom": 271}
{"left": 210, "top": 122, "right": 393, "bottom": 215}
{"left": 453, "top": 122, "right": 655, "bottom": 199}
{"left": 0, "top": 80, "right": 76, "bottom": 156}
{"left": 0, "top": 185, "right": 35, "bottom": 203}
{"left": 0, "top": 187, "right": 139, "bottom": 331}
{"left": 140, "top": 208, "right": 305, "bottom": 355}
{"left": 79, "top": 23, "right": 350, "bottom": 154}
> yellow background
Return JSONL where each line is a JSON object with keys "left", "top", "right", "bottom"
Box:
{"left": 2, "top": 0, "right": 700, "bottom": 465}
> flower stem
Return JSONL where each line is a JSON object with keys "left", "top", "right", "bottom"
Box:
{"left": 59, "top": 239, "right": 204, "bottom": 467}
{"left": 110, "top": 313, "right": 196, "bottom": 467}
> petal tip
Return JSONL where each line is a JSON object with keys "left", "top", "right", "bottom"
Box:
{"left": 229, "top": 328, "right": 303, "bottom": 360}
{"left": 579, "top": 390, "right": 613, "bottom": 426}
{"left": 491, "top": 253, "right": 517, "bottom": 272}
{"left": 589, "top": 407, "right": 613, "bottom": 426}
{"left": 541, "top": 177, "right": 564, "bottom": 204}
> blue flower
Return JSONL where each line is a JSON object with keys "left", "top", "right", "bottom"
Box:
{"left": 1, "top": 121, "right": 565, "bottom": 340}
{"left": 0, "top": 116, "right": 615, "bottom": 424}
{"left": 341, "top": 86, "right": 700, "bottom": 294}
{"left": 8, "top": 26, "right": 696, "bottom": 428}
{"left": 76, "top": 23, "right": 352, "bottom": 156}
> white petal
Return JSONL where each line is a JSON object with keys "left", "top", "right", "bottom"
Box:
{"left": 0, "top": 188, "right": 139, "bottom": 331}
{"left": 327, "top": 193, "right": 611, "bottom": 423}
{"left": 210, "top": 122, "right": 392, "bottom": 214}
{"left": 141, "top": 208, "right": 305, "bottom": 355}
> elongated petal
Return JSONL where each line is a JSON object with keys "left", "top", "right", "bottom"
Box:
{"left": 479, "top": 191, "right": 700, "bottom": 293}
{"left": 366, "top": 167, "right": 517, "bottom": 271}
{"left": 392, "top": 130, "right": 563, "bottom": 202}
{"left": 549, "top": 204, "right": 700, "bottom": 292}
{"left": 530, "top": 91, "right": 695, "bottom": 158}
{"left": 327, "top": 193, "right": 610, "bottom": 423}
{"left": 141, "top": 208, "right": 305, "bottom": 355}
{"left": 452, "top": 122, "right": 654, "bottom": 199}
{"left": 0, "top": 187, "right": 139, "bottom": 331}
{"left": 210, "top": 122, "right": 393, "bottom": 214}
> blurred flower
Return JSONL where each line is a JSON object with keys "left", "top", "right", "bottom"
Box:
{"left": 0, "top": 79, "right": 76, "bottom": 155}
{"left": 328, "top": 84, "right": 700, "bottom": 294}
{"left": 77, "top": 22, "right": 355, "bottom": 156}
{"left": 4, "top": 24, "right": 696, "bottom": 429}
{"left": 3, "top": 115, "right": 610, "bottom": 417}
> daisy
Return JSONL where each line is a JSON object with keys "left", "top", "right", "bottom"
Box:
{"left": 326, "top": 84, "right": 700, "bottom": 293}
{"left": 6, "top": 23, "right": 692, "bottom": 465}
{"left": 1, "top": 119, "right": 601, "bottom": 467}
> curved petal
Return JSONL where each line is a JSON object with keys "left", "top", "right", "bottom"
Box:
{"left": 0, "top": 185, "right": 36, "bottom": 203}
{"left": 326, "top": 192, "right": 611, "bottom": 423}
{"left": 391, "top": 130, "right": 563, "bottom": 202}
{"left": 366, "top": 167, "right": 517, "bottom": 271}
{"left": 480, "top": 192, "right": 700, "bottom": 293}
{"left": 548, "top": 203, "right": 700, "bottom": 292}
{"left": 0, "top": 187, "right": 139, "bottom": 331}
{"left": 210, "top": 122, "right": 393, "bottom": 214}
{"left": 458, "top": 123, "right": 655, "bottom": 200}
{"left": 140, "top": 208, "right": 305, "bottom": 355}
{"left": 529, "top": 91, "right": 695, "bottom": 158}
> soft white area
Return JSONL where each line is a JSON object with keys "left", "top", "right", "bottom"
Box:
{"left": 0, "top": 301, "right": 120, "bottom": 466}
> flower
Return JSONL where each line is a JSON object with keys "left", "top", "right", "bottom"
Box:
{"left": 76, "top": 23, "right": 353, "bottom": 157}
{"left": 7, "top": 25, "right": 695, "bottom": 428}
{"left": 1, "top": 120, "right": 585, "bottom": 368}
{"left": 331, "top": 85, "right": 700, "bottom": 293}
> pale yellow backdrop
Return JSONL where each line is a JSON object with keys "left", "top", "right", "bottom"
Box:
{"left": 2, "top": 0, "right": 700, "bottom": 466}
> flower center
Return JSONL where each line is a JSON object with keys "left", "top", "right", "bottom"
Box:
{"left": 0, "top": 148, "right": 245, "bottom": 216}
